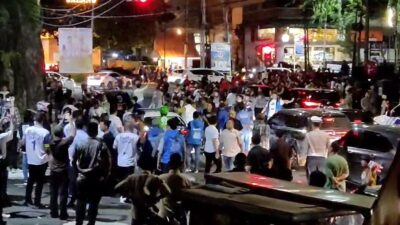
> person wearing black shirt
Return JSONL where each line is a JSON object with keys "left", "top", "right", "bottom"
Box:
{"left": 99, "top": 119, "right": 116, "bottom": 194}
{"left": 49, "top": 117, "right": 75, "bottom": 220}
{"left": 246, "top": 134, "right": 272, "bottom": 176}
{"left": 269, "top": 130, "right": 293, "bottom": 181}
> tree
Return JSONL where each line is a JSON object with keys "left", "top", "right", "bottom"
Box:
{"left": 0, "top": 0, "right": 44, "bottom": 110}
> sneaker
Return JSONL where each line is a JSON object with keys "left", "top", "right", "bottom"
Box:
{"left": 1, "top": 213, "right": 10, "bottom": 218}
{"left": 119, "top": 196, "right": 127, "bottom": 203}
{"left": 59, "top": 214, "right": 69, "bottom": 221}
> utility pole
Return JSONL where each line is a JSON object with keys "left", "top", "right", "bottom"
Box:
{"left": 184, "top": 0, "right": 189, "bottom": 69}
{"left": 91, "top": 1, "right": 95, "bottom": 32}
{"left": 200, "top": 0, "right": 206, "bottom": 68}
{"left": 389, "top": 0, "right": 400, "bottom": 73}
{"left": 364, "top": 0, "right": 370, "bottom": 63}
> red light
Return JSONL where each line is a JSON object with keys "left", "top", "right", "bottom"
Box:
{"left": 354, "top": 119, "right": 362, "bottom": 124}
{"left": 302, "top": 100, "right": 320, "bottom": 108}
{"left": 323, "top": 117, "right": 335, "bottom": 123}
{"left": 335, "top": 102, "right": 341, "bottom": 108}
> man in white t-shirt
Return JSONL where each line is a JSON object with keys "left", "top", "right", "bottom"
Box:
{"left": 109, "top": 106, "right": 123, "bottom": 137}
{"left": 23, "top": 113, "right": 51, "bottom": 207}
{"left": 113, "top": 120, "right": 139, "bottom": 182}
{"left": 226, "top": 90, "right": 237, "bottom": 108}
{"left": 204, "top": 116, "right": 221, "bottom": 173}
{"left": 305, "top": 116, "right": 330, "bottom": 180}
{"left": 182, "top": 99, "right": 196, "bottom": 124}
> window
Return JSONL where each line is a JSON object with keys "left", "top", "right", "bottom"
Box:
{"left": 285, "top": 115, "right": 307, "bottom": 129}
{"left": 360, "top": 131, "right": 393, "bottom": 152}
{"left": 268, "top": 113, "right": 286, "bottom": 127}
{"left": 109, "top": 73, "right": 120, "bottom": 78}
{"left": 321, "top": 116, "right": 351, "bottom": 130}
{"left": 345, "top": 130, "right": 363, "bottom": 148}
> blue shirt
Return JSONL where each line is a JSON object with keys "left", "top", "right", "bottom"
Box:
{"left": 68, "top": 129, "right": 89, "bottom": 161}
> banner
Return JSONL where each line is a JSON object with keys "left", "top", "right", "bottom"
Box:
{"left": 211, "top": 43, "right": 231, "bottom": 72}
{"left": 59, "top": 28, "right": 93, "bottom": 73}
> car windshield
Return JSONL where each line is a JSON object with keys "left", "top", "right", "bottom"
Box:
{"left": 320, "top": 115, "right": 351, "bottom": 130}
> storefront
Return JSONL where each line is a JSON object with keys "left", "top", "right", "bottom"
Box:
{"left": 251, "top": 27, "right": 350, "bottom": 69}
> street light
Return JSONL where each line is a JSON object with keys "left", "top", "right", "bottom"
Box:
{"left": 176, "top": 28, "right": 183, "bottom": 36}
{"left": 281, "top": 33, "right": 290, "bottom": 43}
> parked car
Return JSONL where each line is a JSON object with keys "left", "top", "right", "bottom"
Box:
{"left": 335, "top": 125, "right": 400, "bottom": 194}
{"left": 284, "top": 88, "right": 341, "bottom": 109}
{"left": 87, "top": 70, "right": 132, "bottom": 89}
{"left": 168, "top": 68, "right": 232, "bottom": 83}
{"left": 46, "top": 71, "right": 76, "bottom": 88}
{"left": 268, "top": 109, "right": 352, "bottom": 166}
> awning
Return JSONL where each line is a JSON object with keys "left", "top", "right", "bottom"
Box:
{"left": 154, "top": 30, "right": 200, "bottom": 58}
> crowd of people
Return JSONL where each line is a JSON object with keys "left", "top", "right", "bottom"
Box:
{"left": 0, "top": 67, "right": 395, "bottom": 225}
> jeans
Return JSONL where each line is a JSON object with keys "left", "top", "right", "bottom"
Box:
{"left": 76, "top": 179, "right": 103, "bottom": 225}
{"left": 223, "top": 156, "right": 234, "bottom": 171}
{"left": 25, "top": 163, "right": 47, "bottom": 205}
{"left": 186, "top": 144, "right": 201, "bottom": 171}
{"left": 22, "top": 153, "right": 28, "bottom": 180}
{"left": 50, "top": 170, "right": 69, "bottom": 219}
{"left": 68, "top": 164, "right": 77, "bottom": 205}
{"left": 0, "top": 166, "right": 8, "bottom": 207}
{"left": 204, "top": 152, "right": 222, "bottom": 174}
{"left": 160, "top": 163, "right": 169, "bottom": 174}
{"left": 117, "top": 166, "right": 135, "bottom": 182}
{"left": 240, "top": 129, "right": 252, "bottom": 153}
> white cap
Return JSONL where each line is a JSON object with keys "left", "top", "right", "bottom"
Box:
{"left": 36, "top": 101, "right": 50, "bottom": 112}
{"left": 310, "top": 116, "right": 322, "bottom": 123}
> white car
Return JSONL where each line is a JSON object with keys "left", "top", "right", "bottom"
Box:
{"left": 46, "top": 71, "right": 76, "bottom": 88}
{"left": 168, "top": 68, "right": 231, "bottom": 84}
{"left": 87, "top": 70, "right": 131, "bottom": 89}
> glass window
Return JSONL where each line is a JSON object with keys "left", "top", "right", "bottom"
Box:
{"left": 268, "top": 113, "right": 286, "bottom": 127}
{"left": 345, "top": 130, "right": 363, "bottom": 148}
{"left": 321, "top": 116, "right": 351, "bottom": 130}
{"left": 360, "top": 131, "right": 393, "bottom": 152}
{"left": 286, "top": 115, "right": 307, "bottom": 129}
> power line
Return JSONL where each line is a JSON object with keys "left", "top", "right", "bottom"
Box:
{"left": 42, "top": 0, "right": 126, "bottom": 27}
{"left": 40, "top": 3, "right": 83, "bottom": 11}
{"left": 40, "top": 0, "right": 113, "bottom": 19}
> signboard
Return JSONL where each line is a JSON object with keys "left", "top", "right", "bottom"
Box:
{"left": 59, "top": 28, "right": 93, "bottom": 73}
{"left": 211, "top": 43, "right": 231, "bottom": 72}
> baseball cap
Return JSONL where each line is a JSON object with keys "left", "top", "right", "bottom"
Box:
{"left": 310, "top": 116, "right": 322, "bottom": 123}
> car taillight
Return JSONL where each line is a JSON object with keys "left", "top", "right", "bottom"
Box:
{"left": 335, "top": 102, "right": 341, "bottom": 108}
{"left": 302, "top": 100, "right": 321, "bottom": 108}
{"left": 354, "top": 119, "right": 362, "bottom": 124}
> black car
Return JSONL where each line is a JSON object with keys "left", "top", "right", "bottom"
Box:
{"left": 336, "top": 125, "right": 400, "bottom": 194}
{"left": 268, "top": 109, "right": 352, "bottom": 167}
{"left": 284, "top": 88, "right": 341, "bottom": 109}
